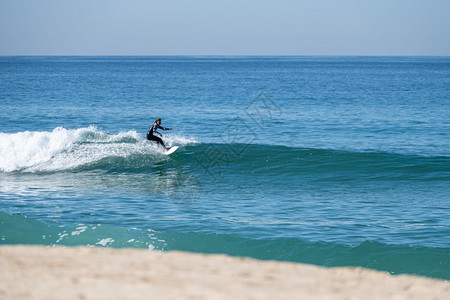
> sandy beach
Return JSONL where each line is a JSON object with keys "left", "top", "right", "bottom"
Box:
{"left": 0, "top": 246, "right": 448, "bottom": 299}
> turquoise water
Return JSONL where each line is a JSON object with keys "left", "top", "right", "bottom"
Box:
{"left": 1, "top": 56, "right": 449, "bottom": 279}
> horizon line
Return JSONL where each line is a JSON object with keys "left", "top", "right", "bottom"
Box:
{"left": 1, "top": 54, "right": 450, "bottom": 58}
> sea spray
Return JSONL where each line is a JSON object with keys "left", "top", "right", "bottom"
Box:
{"left": 0, "top": 127, "right": 198, "bottom": 173}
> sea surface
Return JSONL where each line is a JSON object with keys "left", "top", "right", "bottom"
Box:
{"left": 1, "top": 56, "right": 449, "bottom": 280}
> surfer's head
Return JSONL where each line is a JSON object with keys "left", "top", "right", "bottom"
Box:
{"left": 156, "top": 118, "right": 161, "bottom": 124}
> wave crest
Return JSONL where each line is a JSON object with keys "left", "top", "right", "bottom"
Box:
{"left": 0, "top": 127, "right": 197, "bottom": 172}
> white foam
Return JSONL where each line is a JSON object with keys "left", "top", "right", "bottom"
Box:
{"left": 163, "top": 134, "right": 199, "bottom": 147}
{"left": 96, "top": 238, "right": 114, "bottom": 246}
{"left": 55, "top": 232, "right": 68, "bottom": 243}
{"left": 71, "top": 225, "right": 88, "bottom": 236}
{"left": 0, "top": 127, "right": 79, "bottom": 172}
{"left": 0, "top": 127, "right": 198, "bottom": 172}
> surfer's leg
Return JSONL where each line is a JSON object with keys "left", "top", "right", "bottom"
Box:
{"left": 148, "top": 135, "right": 166, "bottom": 148}
{"left": 156, "top": 137, "right": 166, "bottom": 148}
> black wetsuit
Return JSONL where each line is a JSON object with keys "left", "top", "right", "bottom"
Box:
{"left": 147, "top": 122, "right": 169, "bottom": 148}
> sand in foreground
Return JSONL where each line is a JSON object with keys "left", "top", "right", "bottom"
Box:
{"left": 0, "top": 245, "right": 448, "bottom": 299}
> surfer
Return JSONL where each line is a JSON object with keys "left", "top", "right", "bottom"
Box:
{"left": 147, "top": 118, "right": 173, "bottom": 150}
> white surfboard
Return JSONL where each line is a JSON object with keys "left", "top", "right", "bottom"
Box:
{"left": 165, "top": 146, "right": 179, "bottom": 155}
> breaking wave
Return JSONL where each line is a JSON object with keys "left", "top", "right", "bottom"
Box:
{"left": 0, "top": 126, "right": 197, "bottom": 172}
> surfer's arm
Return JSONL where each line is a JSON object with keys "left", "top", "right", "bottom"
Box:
{"left": 157, "top": 125, "right": 172, "bottom": 131}
{"left": 153, "top": 125, "right": 172, "bottom": 137}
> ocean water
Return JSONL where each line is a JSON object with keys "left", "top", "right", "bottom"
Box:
{"left": 1, "top": 56, "right": 449, "bottom": 280}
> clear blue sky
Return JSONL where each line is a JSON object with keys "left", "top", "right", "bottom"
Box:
{"left": 1, "top": 0, "right": 449, "bottom": 55}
